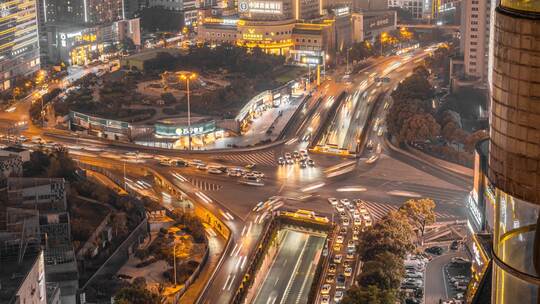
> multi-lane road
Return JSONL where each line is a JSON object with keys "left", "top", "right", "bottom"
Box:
{"left": 0, "top": 43, "right": 471, "bottom": 304}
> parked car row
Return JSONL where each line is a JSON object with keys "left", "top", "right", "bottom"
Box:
{"left": 401, "top": 254, "right": 428, "bottom": 303}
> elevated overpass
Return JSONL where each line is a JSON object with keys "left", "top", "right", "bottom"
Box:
{"left": 398, "top": 23, "right": 459, "bottom": 31}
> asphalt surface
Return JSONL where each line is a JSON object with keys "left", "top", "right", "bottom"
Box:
{"left": 0, "top": 43, "right": 472, "bottom": 304}
{"left": 253, "top": 229, "right": 325, "bottom": 304}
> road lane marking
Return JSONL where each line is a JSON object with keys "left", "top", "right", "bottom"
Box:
{"left": 223, "top": 274, "right": 232, "bottom": 290}
{"left": 227, "top": 274, "right": 236, "bottom": 291}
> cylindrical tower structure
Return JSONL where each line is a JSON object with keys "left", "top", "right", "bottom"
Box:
{"left": 489, "top": 1, "right": 540, "bottom": 304}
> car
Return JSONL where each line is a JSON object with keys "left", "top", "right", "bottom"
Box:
{"left": 336, "top": 274, "right": 346, "bottom": 289}
{"left": 334, "top": 254, "right": 343, "bottom": 264}
{"left": 344, "top": 267, "right": 353, "bottom": 277}
{"left": 347, "top": 204, "right": 356, "bottom": 212}
{"left": 336, "top": 205, "right": 345, "bottom": 212}
{"left": 425, "top": 246, "right": 444, "bottom": 255}
{"left": 450, "top": 240, "right": 460, "bottom": 250}
{"left": 328, "top": 263, "right": 337, "bottom": 273}
{"left": 285, "top": 152, "right": 292, "bottom": 159}
{"left": 339, "top": 227, "right": 348, "bottom": 235}
{"left": 364, "top": 219, "right": 373, "bottom": 227}
{"left": 325, "top": 274, "right": 335, "bottom": 283}
{"left": 336, "top": 235, "right": 344, "bottom": 244}
{"left": 333, "top": 243, "right": 342, "bottom": 251}
{"left": 339, "top": 211, "right": 346, "bottom": 217}
{"left": 346, "top": 252, "right": 355, "bottom": 259}
{"left": 340, "top": 198, "right": 351, "bottom": 206}
{"left": 362, "top": 213, "right": 371, "bottom": 220}
{"left": 342, "top": 218, "right": 350, "bottom": 226}
{"left": 347, "top": 241, "right": 355, "bottom": 249}
{"left": 354, "top": 217, "right": 362, "bottom": 226}
{"left": 334, "top": 290, "right": 344, "bottom": 302}
{"left": 406, "top": 271, "right": 423, "bottom": 279}
{"left": 367, "top": 140, "right": 374, "bottom": 151}
{"left": 228, "top": 170, "right": 242, "bottom": 177}
{"left": 293, "top": 151, "right": 300, "bottom": 158}
{"left": 286, "top": 158, "right": 294, "bottom": 165}
{"left": 159, "top": 160, "right": 173, "bottom": 167}
{"left": 451, "top": 257, "right": 470, "bottom": 265}
{"left": 320, "top": 295, "right": 330, "bottom": 304}
{"left": 245, "top": 163, "right": 256, "bottom": 169}
{"left": 321, "top": 284, "right": 331, "bottom": 295}
{"left": 208, "top": 168, "right": 222, "bottom": 174}
{"left": 307, "top": 159, "right": 315, "bottom": 167}
{"left": 352, "top": 233, "right": 359, "bottom": 241}
{"left": 358, "top": 206, "right": 368, "bottom": 214}
{"left": 299, "top": 160, "right": 307, "bottom": 168}
{"left": 328, "top": 198, "right": 339, "bottom": 205}
{"left": 278, "top": 157, "right": 285, "bottom": 165}
{"left": 251, "top": 171, "right": 265, "bottom": 178}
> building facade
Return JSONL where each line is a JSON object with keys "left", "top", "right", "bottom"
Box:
{"left": 487, "top": 1, "right": 540, "bottom": 304}
{"left": 460, "top": 0, "right": 494, "bottom": 80}
{"left": 388, "top": 0, "right": 431, "bottom": 19}
{"left": 0, "top": 0, "right": 41, "bottom": 91}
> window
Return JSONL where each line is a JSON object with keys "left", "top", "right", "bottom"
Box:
{"left": 471, "top": 42, "right": 477, "bottom": 45}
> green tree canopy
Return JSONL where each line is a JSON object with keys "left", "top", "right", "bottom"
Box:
{"left": 399, "top": 198, "right": 437, "bottom": 243}
{"left": 341, "top": 285, "right": 397, "bottom": 304}
{"left": 358, "top": 211, "right": 415, "bottom": 260}
{"left": 114, "top": 285, "right": 161, "bottom": 304}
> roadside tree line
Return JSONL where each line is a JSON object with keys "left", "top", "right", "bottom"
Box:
{"left": 385, "top": 62, "right": 488, "bottom": 167}
{"left": 342, "top": 198, "right": 436, "bottom": 304}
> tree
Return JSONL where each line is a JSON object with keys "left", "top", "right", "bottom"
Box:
{"left": 357, "top": 252, "right": 405, "bottom": 290}
{"left": 358, "top": 211, "right": 415, "bottom": 260}
{"left": 114, "top": 285, "right": 161, "bottom": 304}
{"left": 399, "top": 198, "right": 436, "bottom": 244}
{"left": 341, "top": 285, "right": 397, "bottom": 304}
{"left": 399, "top": 113, "right": 440, "bottom": 143}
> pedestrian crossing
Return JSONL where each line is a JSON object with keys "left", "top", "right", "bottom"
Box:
{"left": 212, "top": 150, "right": 277, "bottom": 166}
{"left": 362, "top": 200, "right": 459, "bottom": 222}
{"left": 187, "top": 178, "right": 223, "bottom": 191}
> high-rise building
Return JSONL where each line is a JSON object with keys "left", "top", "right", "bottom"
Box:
{"left": 487, "top": 1, "right": 540, "bottom": 303}
{"left": 37, "top": 0, "right": 124, "bottom": 24}
{"left": 0, "top": 0, "right": 41, "bottom": 91}
{"left": 388, "top": 0, "right": 430, "bottom": 19}
{"left": 460, "top": 0, "right": 495, "bottom": 80}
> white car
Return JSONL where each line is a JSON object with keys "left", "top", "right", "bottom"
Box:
{"left": 336, "top": 205, "right": 345, "bottom": 212}
{"left": 342, "top": 218, "right": 350, "bottom": 226}
{"left": 333, "top": 254, "right": 343, "bottom": 264}
{"left": 336, "top": 235, "right": 344, "bottom": 244}
{"left": 354, "top": 217, "right": 362, "bottom": 226}
{"left": 340, "top": 198, "right": 351, "bottom": 206}
{"left": 321, "top": 284, "right": 331, "bottom": 295}
{"left": 364, "top": 219, "right": 373, "bottom": 227}
{"left": 328, "top": 198, "right": 339, "bottom": 206}
{"left": 320, "top": 295, "right": 330, "bottom": 304}
{"left": 208, "top": 168, "right": 222, "bottom": 174}
{"left": 334, "top": 290, "right": 344, "bottom": 302}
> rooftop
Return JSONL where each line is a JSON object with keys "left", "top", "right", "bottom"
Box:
{"left": 0, "top": 251, "right": 42, "bottom": 304}
{"left": 1, "top": 146, "right": 27, "bottom": 153}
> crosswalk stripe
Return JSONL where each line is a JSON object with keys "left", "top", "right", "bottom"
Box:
{"left": 213, "top": 150, "right": 277, "bottom": 166}
{"left": 188, "top": 178, "right": 222, "bottom": 191}
{"left": 361, "top": 201, "right": 458, "bottom": 222}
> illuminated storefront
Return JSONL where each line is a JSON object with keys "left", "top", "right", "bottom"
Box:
{"left": 198, "top": 18, "right": 335, "bottom": 62}
{"left": 153, "top": 118, "right": 224, "bottom": 148}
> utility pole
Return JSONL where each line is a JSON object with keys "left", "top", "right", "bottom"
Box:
{"left": 186, "top": 77, "right": 191, "bottom": 151}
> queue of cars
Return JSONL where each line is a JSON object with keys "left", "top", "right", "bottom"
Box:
{"left": 160, "top": 157, "right": 265, "bottom": 185}
{"left": 319, "top": 198, "right": 374, "bottom": 303}
{"left": 278, "top": 149, "right": 315, "bottom": 168}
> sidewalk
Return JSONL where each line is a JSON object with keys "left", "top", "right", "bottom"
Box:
{"left": 177, "top": 228, "right": 226, "bottom": 304}
{"left": 206, "top": 96, "right": 303, "bottom": 149}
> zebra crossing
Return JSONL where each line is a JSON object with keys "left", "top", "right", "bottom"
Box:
{"left": 187, "top": 178, "right": 223, "bottom": 191}
{"left": 362, "top": 200, "right": 459, "bottom": 222}
{"left": 212, "top": 150, "right": 277, "bottom": 166}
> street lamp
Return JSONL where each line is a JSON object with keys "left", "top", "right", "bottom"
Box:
{"left": 380, "top": 32, "right": 388, "bottom": 56}
{"left": 178, "top": 71, "right": 198, "bottom": 150}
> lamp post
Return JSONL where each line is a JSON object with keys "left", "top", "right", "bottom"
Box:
{"left": 178, "top": 72, "right": 197, "bottom": 150}
{"left": 380, "top": 32, "right": 388, "bottom": 56}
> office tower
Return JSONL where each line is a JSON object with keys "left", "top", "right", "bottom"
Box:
{"left": 488, "top": 1, "right": 540, "bottom": 303}
{"left": 0, "top": 0, "right": 41, "bottom": 91}
{"left": 460, "top": 0, "right": 496, "bottom": 80}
